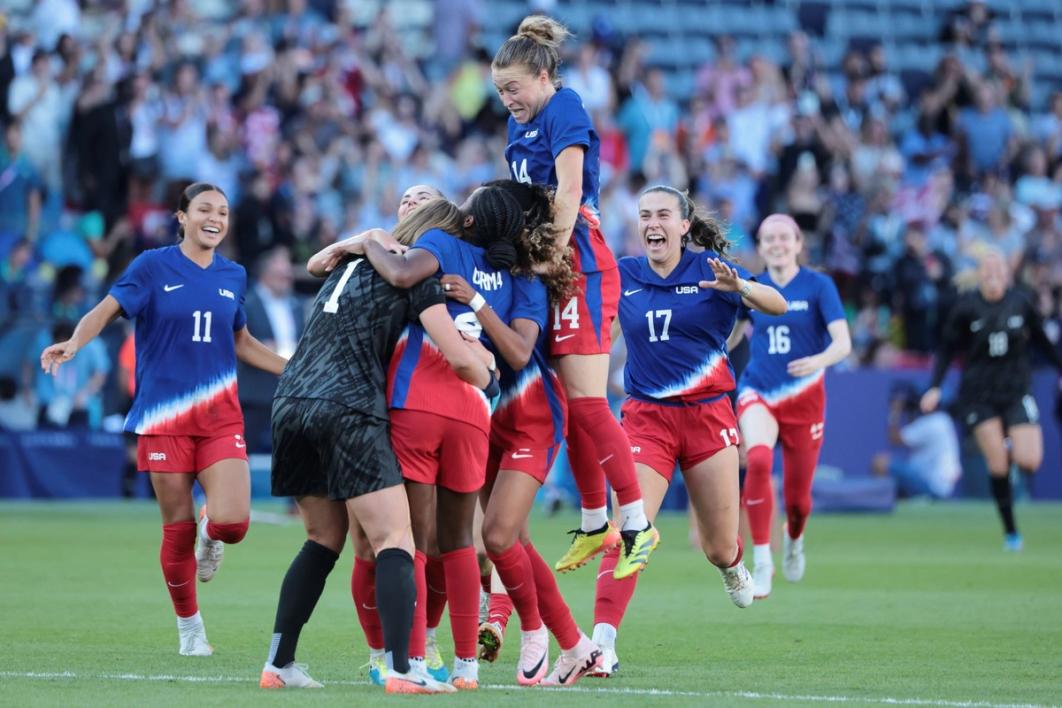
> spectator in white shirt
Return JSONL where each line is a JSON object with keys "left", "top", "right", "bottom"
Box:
{"left": 874, "top": 384, "right": 962, "bottom": 499}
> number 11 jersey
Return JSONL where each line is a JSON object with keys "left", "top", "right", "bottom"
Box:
{"left": 109, "top": 245, "right": 248, "bottom": 436}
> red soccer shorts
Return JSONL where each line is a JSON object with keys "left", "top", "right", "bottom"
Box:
{"left": 485, "top": 436, "right": 560, "bottom": 486}
{"left": 736, "top": 382, "right": 826, "bottom": 452}
{"left": 390, "top": 409, "right": 489, "bottom": 493}
{"left": 137, "top": 426, "right": 248, "bottom": 473}
{"left": 549, "top": 220, "right": 619, "bottom": 357}
{"left": 621, "top": 396, "right": 739, "bottom": 482}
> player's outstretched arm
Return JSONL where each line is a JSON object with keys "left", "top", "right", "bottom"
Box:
{"left": 552, "top": 146, "right": 584, "bottom": 250}
{"left": 418, "top": 303, "right": 492, "bottom": 390}
{"left": 787, "top": 319, "right": 852, "bottom": 378}
{"left": 234, "top": 327, "right": 287, "bottom": 376}
{"left": 363, "top": 240, "right": 438, "bottom": 289}
{"left": 440, "top": 274, "right": 537, "bottom": 370}
{"left": 40, "top": 295, "right": 122, "bottom": 375}
{"left": 700, "top": 259, "right": 787, "bottom": 315}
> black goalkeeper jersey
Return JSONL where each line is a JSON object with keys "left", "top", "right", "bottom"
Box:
{"left": 929, "top": 287, "right": 1062, "bottom": 406}
{"left": 275, "top": 257, "right": 445, "bottom": 420}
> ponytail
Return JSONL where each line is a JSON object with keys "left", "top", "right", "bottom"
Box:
{"left": 640, "top": 185, "right": 731, "bottom": 256}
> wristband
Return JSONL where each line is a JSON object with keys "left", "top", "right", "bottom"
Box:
{"left": 739, "top": 281, "right": 752, "bottom": 298}
{"left": 469, "top": 292, "right": 487, "bottom": 312}
{"left": 481, "top": 375, "right": 501, "bottom": 401}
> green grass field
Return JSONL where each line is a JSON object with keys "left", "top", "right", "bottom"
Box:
{"left": 2, "top": 501, "right": 1061, "bottom": 707}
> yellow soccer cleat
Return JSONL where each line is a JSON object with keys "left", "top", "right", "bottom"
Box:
{"left": 613, "top": 523, "right": 660, "bottom": 580}
{"left": 554, "top": 522, "right": 621, "bottom": 573}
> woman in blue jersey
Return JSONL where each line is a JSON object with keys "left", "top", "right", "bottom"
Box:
{"left": 734, "top": 214, "right": 851, "bottom": 600}
{"left": 588, "top": 186, "right": 786, "bottom": 676}
{"left": 41, "top": 183, "right": 287, "bottom": 657}
{"left": 492, "top": 16, "right": 656, "bottom": 578}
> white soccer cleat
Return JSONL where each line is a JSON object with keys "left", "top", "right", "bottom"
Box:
{"left": 178, "top": 622, "right": 212, "bottom": 656}
{"left": 783, "top": 532, "right": 806, "bottom": 582}
{"left": 752, "top": 560, "right": 774, "bottom": 599}
{"left": 259, "top": 662, "right": 323, "bottom": 688}
{"left": 195, "top": 509, "right": 224, "bottom": 582}
{"left": 587, "top": 646, "right": 619, "bottom": 678}
{"left": 540, "top": 635, "right": 602, "bottom": 687}
{"left": 721, "top": 563, "right": 754, "bottom": 608}
{"left": 386, "top": 665, "right": 457, "bottom": 694}
{"left": 450, "top": 657, "right": 479, "bottom": 690}
{"left": 516, "top": 626, "right": 549, "bottom": 686}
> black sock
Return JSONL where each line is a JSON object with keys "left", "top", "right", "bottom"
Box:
{"left": 375, "top": 547, "right": 415, "bottom": 675}
{"left": 268, "top": 540, "right": 338, "bottom": 668}
{"left": 989, "top": 475, "right": 1017, "bottom": 535}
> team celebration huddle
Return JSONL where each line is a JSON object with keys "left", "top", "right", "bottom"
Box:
{"left": 44, "top": 16, "right": 875, "bottom": 695}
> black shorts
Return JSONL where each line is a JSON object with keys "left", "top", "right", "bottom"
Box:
{"left": 956, "top": 393, "right": 1040, "bottom": 431}
{"left": 271, "top": 396, "right": 402, "bottom": 501}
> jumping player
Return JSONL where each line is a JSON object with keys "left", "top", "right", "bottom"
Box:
{"left": 590, "top": 186, "right": 786, "bottom": 676}
{"left": 41, "top": 183, "right": 286, "bottom": 656}
{"left": 921, "top": 250, "right": 1062, "bottom": 551}
{"left": 492, "top": 16, "right": 656, "bottom": 576}
{"left": 735, "top": 214, "right": 851, "bottom": 599}
{"left": 262, "top": 203, "right": 497, "bottom": 693}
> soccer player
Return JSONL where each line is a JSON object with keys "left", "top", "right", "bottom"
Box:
{"left": 262, "top": 201, "right": 497, "bottom": 693}
{"left": 921, "top": 250, "right": 1062, "bottom": 551}
{"left": 735, "top": 214, "right": 851, "bottom": 599}
{"left": 492, "top": 16, "right": 657, "bottom": 576}
{"left": 590, "top": 186, "right": 786, "bottom": 676}
{"left": 40, "top": 183, "right": 286, "bottom": 656}
{"left": 352, "top": 186, "right": 524, "bottom": 690}
{"left": 443, "top": 180, "right": 602, "bottom": 686}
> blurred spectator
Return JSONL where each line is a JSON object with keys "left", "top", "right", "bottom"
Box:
{"left": 617, "top": 69, "right": 678, "bottom": 175}
{"left": 7, "top": 50, "right": 65, "bottom": 191}
{"left": 28, "top": 319, "right": 109, "bottom": 429}
{"left": 69, "top": 67, "right": 128, "bottom": 228}
{"left": 891, "top": 225, "right": 951, "bottom": 353}
{"left": 238, "top": 246, "right": 304, "bottom": 452}
{"left": 956, "top": 82, "right": 1014, "bottom": 180}
{"left": 234, "top": 171, "right": 293, "bottom": 264}
{"left": 873, "top": 383, "right": 961, "bottom": 500}
{"left": 565, "top": 44, "right": 614, "bottom": 115}
{"left": 695, "top": 36, "right": 750, "bottom": 121}
{"left": 0, "top": 120, "right": 42, "bottom": 241}
{"left": 901, "top": 109, "right": 954, "bottom": 187}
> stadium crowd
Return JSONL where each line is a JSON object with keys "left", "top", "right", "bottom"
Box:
{"left": 1, "top": 0, "right": 1061, "bottom": 434}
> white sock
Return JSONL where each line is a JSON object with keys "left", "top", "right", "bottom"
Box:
{"left": 753, "top": 544, "right": 772, "bottom": 567}
{"left": 591, "top": 623, "right": 617, "bottom": 650}
{"left": 426, "top": 626, "right": 436, "bottom": 642}
{"left": 618, "top": 500, "right": 648, "bottom": 531}
{"left": 177, "top": 611, "right": 203, "bottom": 633}
{"left": 369, "top": 646, "right": 384, "bottom": 658}
{"left": 581, "top": 506, "right": 608, "bottom": 532}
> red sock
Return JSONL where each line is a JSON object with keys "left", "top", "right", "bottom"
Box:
{"left": 486, "top": 543, "right": 542, "bottom": 632}
{"left": 352, "top": 558, "right": 383, "bottom": 649}
{"left": 743, "top": 445, "right": 775, "bottom": 546}
{"left": 205, "top": 518, "right": 249, "bottom": 544}
{"left": 782, "top": 442, "right": 820, "bottom": 539}
{"left": 523, "top": 542, "right": 580, "bottom": 650}
{"left": 408, "top": 551, "right": 428, "bottom": 658}
{"left": 568, "top": 397, "right": 641, "bottom": 505}
{"left": 425, "top": 556, "right": 447, "bottom": 630}
{"left": 488, "top": 593, "right": 514, "bottom": 632}
{"left": 442, "top": 546, "right": 480, "bottom": 659}
{"left": 160, "top": 521, "right": 198, "bottom": 617}
{"left": 592, "top": 544, "right": 638, "bottom": 630}
{"left": 563, "top": 409, "right": 608, "bottom": 509}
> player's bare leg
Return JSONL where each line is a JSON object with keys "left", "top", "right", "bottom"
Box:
{"left": 975, "top": 418, "right": 1023, "bottom": 550}
{"left": 194, "top": 458, "right": 251, "bottom": 581}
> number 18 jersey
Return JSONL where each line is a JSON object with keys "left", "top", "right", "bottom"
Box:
{"left": 108, "top": 245, "right": 247, "bottom": 436}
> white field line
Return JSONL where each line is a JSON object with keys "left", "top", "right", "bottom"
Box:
{"left": 0, "top": 670, "right": 1055, "bottom": 708}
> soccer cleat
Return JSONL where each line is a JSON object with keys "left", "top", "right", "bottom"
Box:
{"left": 450, "top": 657, "right": 479, "bottom": 690}
{"left": 424, "top": 633, "right": 449, "bottom": 682}
{"left": 752, "top": 560, "right": 774, "bottom": 600}
{"left": 516, "top": 626, "right": 549, "bottom": 686}
{"left": 540, "top": 636, "right": 602, "bottom": 687}
{"left": 178, "top": 623, "right": 212, "bottom": 656}
{"left": 478, "top": 621, "right": 504, "bottom": 663}
{"left": 587, "top": 646, "right": 619, "bottom": 678}
{"left": 385, "top": 668, "right": 457, "bottom": 695}
{"left": 195, "top": 507, "right": 224, "bottom": 583}
{"left": 259, "top": 662, "right": 323, "bottom": 689}
{"left": 1004, "top": 533, "right": 1024, "bottom": 552}
{"left": 721, "top": 563, "right": 755, "bottom": 608}
{"left": 366, "top": 651, "right": 387, "bottom": 686}
{"left": 613, "top": 523, "right": 660, "bottom": 579}
{"left": 555, "top": 522, "right": 620, "bottom": 573}
{"left": 782, "top": 529, "right": 806, "bottom": 582}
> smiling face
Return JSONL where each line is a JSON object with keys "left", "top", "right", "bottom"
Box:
{"left": 178, "top": 190, "right": 229, "bottom": 250}
{"left": 398, "top": 184, "right": 441, "bottom": 220}
{"left": 756, "top": 217, "right": 803, "bottom": 270}
{"left": 492, "top": 65, "right": 554, "bottom": 125}
{"left": 638, "top": 190, "right": 689, "bottom": 268}
{"left": 978, "top": 251, "right": 1009, "bottom": 301}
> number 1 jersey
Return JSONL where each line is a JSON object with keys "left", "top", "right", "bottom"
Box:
{"left": 109, "top": 245, "right": 248, "bottom": 436}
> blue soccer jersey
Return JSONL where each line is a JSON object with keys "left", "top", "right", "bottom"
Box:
{"left": 618, "top": 250, "right": 749, "bottom": 403}
{"left": 505, "top": 87, "right": 613, "bottom": 274}
{"left": 492, "top": 275, "right": 566, "bottom": 449}
{"left": 738, "top": 267, "right": 845, "bottom": 405}
{"left": 387, "top": 229, "right": 514, "bottom": 435}
{"left": 108, "top": 245, "right": 247, "bottom": 436}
